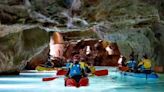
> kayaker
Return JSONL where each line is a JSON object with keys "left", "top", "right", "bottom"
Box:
{"left": 138, "top": 54, "right": 152, "bottom": 73}
{"left": 79, "top": 55, "right": 96, "bottom": 76}
{"left": 65, "top": 54, "right": 87, "bottom": 85}
{"left": 121, "top": 57, "right": 127, "bottom": 67}
{"left": 126, "top": 55, "right": 137, "bottom": 72}
{"left": 79, "top": 56, "right": 91, "bottom": 73}
{"left": 118, "top": 55, "right": 127, "bottom": 67}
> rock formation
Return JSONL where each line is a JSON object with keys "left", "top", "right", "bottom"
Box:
{"left": 0, "top": 0, "right": 164, "bottom": 73}
{"left": 0, "top": 24, "right": 49, "bottom": 74}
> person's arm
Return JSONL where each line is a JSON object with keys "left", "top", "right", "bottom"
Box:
{"left": 81, "top": 68, "right": 87, "bottom": 77}
{"left": 138, "top": 61, "right": 143, "bottom": 66}
{"left": 125, "top": 61, "right": 130, "bottom": 66}
{"left": 65, "top": 68, "right": 70, "bottom": 77}
{"left": 85, "top": 66, "right": 91, "bottom": 73}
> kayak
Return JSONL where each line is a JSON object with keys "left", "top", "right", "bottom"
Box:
{"left": 35, "top": 66, "right": 62, "bottom": 71}
{"left": 65, "top": 77, "right": 89, "bottom": 87}
{"left": 63, "top": 70, "right": 107, "bottom": 87}
{"left": 121, "top": 72, "right": 159, "bottom": 79}
{"left": 119, "top": 66, "right": 158, "bottom": 79}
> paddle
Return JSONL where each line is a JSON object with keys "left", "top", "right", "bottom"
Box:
{"left": 42, "top": 69, "right": 67, "bottom": 81}
{"left": 56, "top": 69, "right": 67, "bottom": 75}
{"left": 56, "top": 69, "right": 109, "bottom": 76}
{"left": 118, "top": 66, "right": 130, "bottom": 78}
{"left": 42, "top": 69, "right": 108, "bottom": 81}
{"left": 94, "top": 69, "right": 108, "bottom": 76}
{"left": 42, "top": 76, "right": 58, "bottom": 81}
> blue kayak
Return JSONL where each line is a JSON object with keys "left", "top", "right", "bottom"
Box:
{"left": 121, "top": 72, "right": 159, "bottom": 79}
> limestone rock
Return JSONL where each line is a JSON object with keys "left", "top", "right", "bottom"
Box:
{"left": 0, "top": 24, "right": 49, "bottom": 74}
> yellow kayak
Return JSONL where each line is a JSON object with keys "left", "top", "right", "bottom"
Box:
{"left": 35, "top": 66, "right": 62, "bottom": 71}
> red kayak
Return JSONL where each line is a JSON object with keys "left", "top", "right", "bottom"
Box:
{"left": 42, "top": 77, "right": 58, "bottom": 81}
{"left": 65, "top": 77, "right": 89, "bottom": 87}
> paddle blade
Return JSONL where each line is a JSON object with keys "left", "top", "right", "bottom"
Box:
{"left": 42, "top": 77, "right": 58, "bottom": 81}
{"left": 94, "top": 69, "right": 108, "bottom": 76}
{"left": 56, "top": 69, "right": 67, "bottom": 75}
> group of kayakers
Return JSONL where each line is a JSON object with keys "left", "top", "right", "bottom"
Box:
{"left": 119, "top": 53, "right": 152, "bottom": 74}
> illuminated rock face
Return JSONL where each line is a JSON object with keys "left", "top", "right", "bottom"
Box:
{"left": 49, "top": 32, "right": 64, "bottom": 59}
{"left": 49, "top": 44, "right": 64, "bottom": 59}
{"left": 63, "top": 39, "right": 121, "bottom": 66}
{"left": 26, "top": 32, "right": 65, "bottom": 69}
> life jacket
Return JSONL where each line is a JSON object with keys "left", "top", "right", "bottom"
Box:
{"left": 138, "top": 59, "right": 151, "bottom": 69}
{"left": 143, "top": 59, "right": 151, "bottom": 69}
{"left": 69, "top": 63, "right": 82, "bottom": 77}
{"left": 127, "top": 60, "right": 136, "bottom": 68}
{"left": 79, "top": 61, "right": 91, "bottom": 73}
{"left": 66, "top": 63, "right": 71, "bottom": 69}
{"left": 79, "top": 61, "right": 88, "bottom": 69}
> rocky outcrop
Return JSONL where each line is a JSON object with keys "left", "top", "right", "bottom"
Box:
{"left": 105, "top": 28, "right": 157, "bottom": 61}
{"left": 25, "top": 46, "right": 49, "bottom": 70}
{"left": 0, "top": 0, "right": 60, "bottom": 24}
{"left": 151, "top": 23, "right": 164, "bottom": 66}
{"left": 82, "top": 0, "right": 162, "bottom": 68}
{"left": 0, "top": 24, "right": 49, "bottom": 74}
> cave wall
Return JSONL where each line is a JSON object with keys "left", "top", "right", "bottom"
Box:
{"left": 0, "top": 25, "right": 49, "bottom": 74}
{"left": 0, "top": 0, "right": 164, "bottom": 72}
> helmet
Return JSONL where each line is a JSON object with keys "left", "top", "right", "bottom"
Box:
{"left": 73, "top": 54, "right": 80, "bottom": 60}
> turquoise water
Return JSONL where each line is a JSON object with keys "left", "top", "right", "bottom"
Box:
{"left": 0, "top": 67, "right": 164, "bottom": 92}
